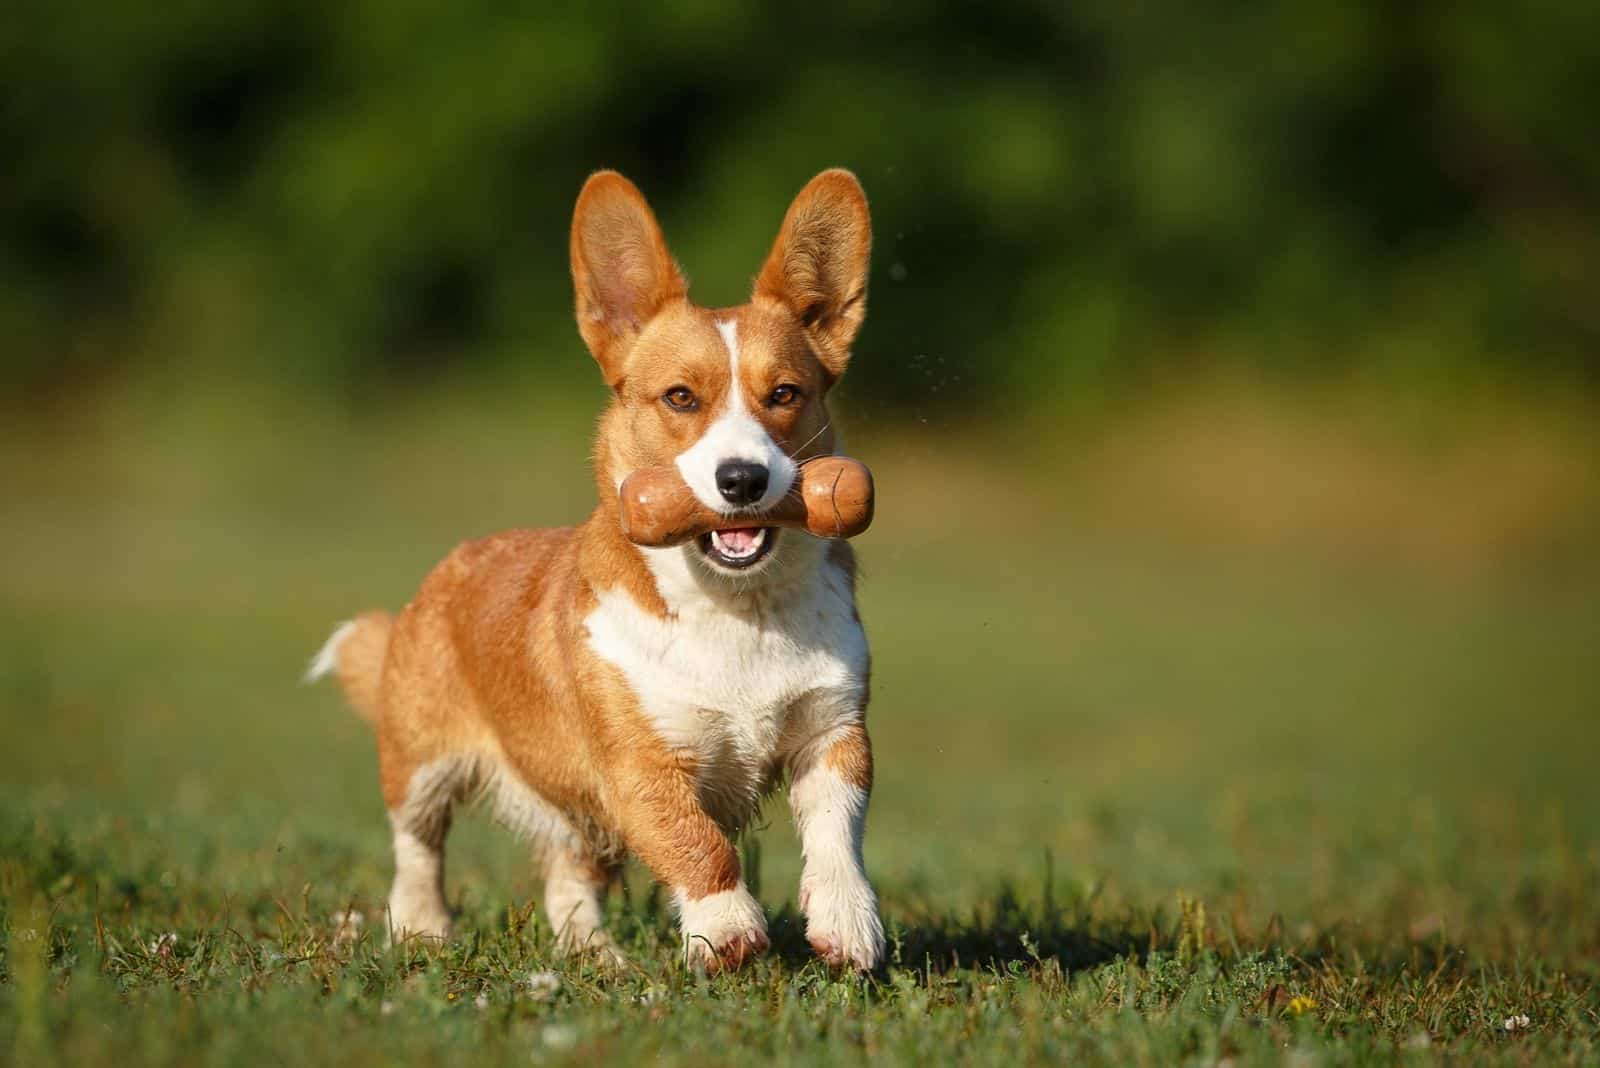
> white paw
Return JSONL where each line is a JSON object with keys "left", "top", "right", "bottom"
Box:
{"left": 799, "top": 868, "right": 884, "bottom": 971}
{"left": 675, "top": 883, "right": 769, "bottom": 973}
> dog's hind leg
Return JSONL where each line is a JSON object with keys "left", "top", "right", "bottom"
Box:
{"left": 479, "top": 760, "right": 625, "bottom": 962}
{"left": 541, "top": 845, "right": 623, "bottom": 962}
{"left": 385, "top": 756, "right": 470, "bottom": 942}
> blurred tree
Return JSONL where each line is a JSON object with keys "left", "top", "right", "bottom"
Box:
{"left": 2, "top": 0, "right": 1596, "bottom": 412}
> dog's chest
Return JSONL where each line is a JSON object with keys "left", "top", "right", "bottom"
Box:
{"left": 584, "top": 556, "right": 867, "bottom": 818}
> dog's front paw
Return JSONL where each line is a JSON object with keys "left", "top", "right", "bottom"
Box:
{"left": 676, "top": 884, "right": 769, "bottom": 973}
{"left": 799, "top": 869, "right": 884, "bottom": 971}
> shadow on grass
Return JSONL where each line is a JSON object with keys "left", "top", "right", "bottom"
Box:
{"left": 763, "top": 882, "right": 1146, "bottom": 974}
{"left": 635, "top": 874, "right": 1495, "bottom": 985}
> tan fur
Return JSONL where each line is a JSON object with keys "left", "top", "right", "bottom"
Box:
{"left": 334, "top": 611, "right": 392, "bottom": 724}
{"left": 324, "top": 169, "right": 879, "bottom": 972}
{"left": 823, "top": 722, "right": 874, "bottom": 791}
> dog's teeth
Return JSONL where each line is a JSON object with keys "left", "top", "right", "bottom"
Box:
{"left": 710, "top": 529, "right": 764, "bottom": 559}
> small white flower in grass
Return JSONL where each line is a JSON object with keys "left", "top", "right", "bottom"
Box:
{"left": 523, "top": 971, "right": 562, "bottom": 1002}
{"left": 474, "top": 993, "right": 489, "bottom": 1010}
{"left": 147, "top": 932, "right": 177, "bottom": 957}
{"left": 379, "top": 1000, "right": 396, "bottom": 1016}
{"left": 1503, "top": 1013, "right": 1531, "bottom": 1032}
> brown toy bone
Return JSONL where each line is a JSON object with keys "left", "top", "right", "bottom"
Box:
{"left": 618, "top": 455, "right": 874, "bottom": 547}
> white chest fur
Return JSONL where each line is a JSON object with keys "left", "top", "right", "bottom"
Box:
{"left": 583, "top": 539, "right": 869, "bottom": 825}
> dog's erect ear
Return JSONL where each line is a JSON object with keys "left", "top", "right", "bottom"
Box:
{"left": 755, "top": 169, "right": 871, "bottom": 381}
{"left": 571, "top": 171, "right": 686, "bottom": 387}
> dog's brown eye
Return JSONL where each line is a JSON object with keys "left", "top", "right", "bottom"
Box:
{"left": 768, "top": 384, "right": 800, "bottom": 407}
{"left": 663, "top": 386, "right": 697, "bottom": 411}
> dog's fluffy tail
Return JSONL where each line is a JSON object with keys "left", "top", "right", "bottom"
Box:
{"left": 305, "top": 611, "right": 392, "bottom": 725}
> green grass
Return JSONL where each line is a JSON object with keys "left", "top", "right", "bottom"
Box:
{"left": 2, "top": 387, "right": 1598, "bottom": 1065}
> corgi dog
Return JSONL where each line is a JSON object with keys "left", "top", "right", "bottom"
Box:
{"left": 307, "top": 169, "right": 883, "bottom": 972}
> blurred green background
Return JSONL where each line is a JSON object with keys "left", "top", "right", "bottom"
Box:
{"left": 3, "top": 4, "right": 1600, "bottom": 1061}
{"left": 6, "top": 1, "right": 1600, "bottom": 410}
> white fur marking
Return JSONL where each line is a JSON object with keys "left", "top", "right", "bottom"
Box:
{"left": 303, "top": 620, "right": 355, "bottom": 683}
{"left": 674, "top": 319, "right": 798, "bottom": 515}
{"left": 387, "top": 825, "right": 451, "bottom": 941}
{"left": 716, "top": 317, "right": 742, "bottom": 373}
{"left": 584, "top": 546, "right": 867, "bottom": 828}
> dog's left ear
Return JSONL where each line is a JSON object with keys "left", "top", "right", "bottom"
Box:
{"left": 755, "top": 169, "right": 871, "bottom": 381}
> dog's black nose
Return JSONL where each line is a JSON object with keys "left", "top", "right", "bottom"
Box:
{"left": 715, "top": 462, "right": 769, "bottom": 506}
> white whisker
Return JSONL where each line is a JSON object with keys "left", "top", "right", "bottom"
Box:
{"left": 786, "top": 419, "right": 832, "bottom": 464}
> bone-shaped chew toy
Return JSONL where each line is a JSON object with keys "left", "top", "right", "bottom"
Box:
{"left": 618, "top": 455, "right": 874, "bottom": 547}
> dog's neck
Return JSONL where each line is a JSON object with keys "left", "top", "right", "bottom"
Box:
{"left": 636, "top": 533, "right": 831, "bottom": 618}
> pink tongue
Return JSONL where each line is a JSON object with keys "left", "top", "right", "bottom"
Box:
{"left": 717, "top": 527, "right": 761, "bottom": 553}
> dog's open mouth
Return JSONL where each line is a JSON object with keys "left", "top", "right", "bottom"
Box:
{"left": 698, "top": 526, "right": 776, "bottom": 570}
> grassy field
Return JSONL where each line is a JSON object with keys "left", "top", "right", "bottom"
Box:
{"left": 2, "top": 382, "right": 1598, "bottom": 1065}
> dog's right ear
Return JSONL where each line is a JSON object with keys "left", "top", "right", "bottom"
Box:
{"left": 754, "top": 169, "right": 871, "bottom": 383}
{"left": 570, "top": 171, "right": 686, "bottom": 388}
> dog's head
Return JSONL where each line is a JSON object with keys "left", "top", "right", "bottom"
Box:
{"left": 572, "top": 170, "right": 870, "bottom": 575}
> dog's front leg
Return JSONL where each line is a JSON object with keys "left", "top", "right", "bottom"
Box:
{"left": 788, "top": 719, "right": 884, "bottom": 971}
{"left": 613, "top": 748, "right": 768, "bottom": 973}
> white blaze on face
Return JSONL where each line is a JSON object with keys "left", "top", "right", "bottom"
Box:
{"left": 674, "top": 319, "right": 797, "bottom": 514}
